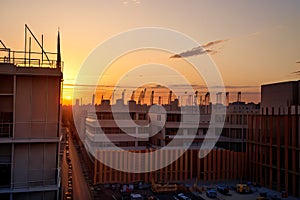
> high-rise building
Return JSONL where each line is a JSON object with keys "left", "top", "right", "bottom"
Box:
{"left": 0, "top": 29, "right": 63, "bottom": 200}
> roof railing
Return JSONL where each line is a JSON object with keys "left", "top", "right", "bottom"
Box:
{"left": 0, "top": 24, "right": 63, "bottom": 70}
{"left": 0, "top": 48, "right": 63, "bottom": 69}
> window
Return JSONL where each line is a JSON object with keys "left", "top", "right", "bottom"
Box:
{"left": 0, "top": 144, "right": 11, "bottom": 188}
{"left": 157, "top": 115, "right": 161, "bottom": 121}
{"left": 138, "top": 113, "right": 147, "bottom": 120}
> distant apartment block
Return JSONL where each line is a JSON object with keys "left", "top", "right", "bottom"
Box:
{"left": 0, "top": 28, "right": 63, "bottom": 200}
{"left": 149, "top": 100, "right": 259, "bottom": 152}
{"left": 247, "top": 80, "right": 300, "bottom": 197}
{"left": 72, "top": 91, "right": 259, "bottom": 185}
{"left": 84, "top": 99, "right": 149, "bottom": 152}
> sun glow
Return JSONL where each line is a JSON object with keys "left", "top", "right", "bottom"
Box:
{"left": 62, "top": 95, "right": 73, "bottom": 105}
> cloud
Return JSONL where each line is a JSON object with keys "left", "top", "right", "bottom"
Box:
{"left": 170, "top": 39, "right": 228, "bottom": 58}
{"left": 123, "top": 0, "right": 141, "bottom": 5}
{"left": 291, "top": 70, "right": 300, "bottom": 75}
{"left": 170, "top": 47, "right": 210, "bottom": 58}
{"left": 202, "top": 39, "right": 228, "bottom": 48}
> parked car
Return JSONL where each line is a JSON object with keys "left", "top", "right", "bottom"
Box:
{"left": 257, "top": 197, "right": 269, "bottom": 200}
{"left": 236, "top": 184, "right": 251, "bottom": 193}
{"left": 206, "top": 189, "right": 217, "bottom": 198}
{"left": 138, "top": 181, "right": 151, "bottom": 190}
{"left": 177, "top": 193, "right": 191, "bottom": 200}
{"left": 217, "top": 185, "right": 229, "bottom": 194}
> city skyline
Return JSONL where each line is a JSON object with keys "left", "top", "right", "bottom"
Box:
{"left": 1, "top": 1, "right": 300, "bottom": 105}
{"left": 1, "top": 2, "right": 300, "bottom": 199}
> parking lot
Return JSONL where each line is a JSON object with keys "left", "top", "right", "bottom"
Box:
{"left": 91, "top": 180, "right": 300, "bottom": 200}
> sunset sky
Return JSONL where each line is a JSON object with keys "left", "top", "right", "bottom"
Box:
{"left": 1, "top": 0, "right": 300, "bottom": 104}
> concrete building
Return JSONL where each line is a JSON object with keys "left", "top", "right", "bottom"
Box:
{"left": 93, "top": 148, "right": 247, "bottom": 184}
{"left": 84, "top": 99, "right": 150, "bottom": 154}
{"left": 247, "top": 80, "right": 300, "bottom": 198}
{"left": 149, "top": 99, "right": 259, "bottom": 152}
{"left": 261, "top": 80, "right": 300, "bottom": 115}
{"left": 0, "top": 30, "right": 63, "bottom": 199}
{"left": 77, "top": 92, "right": 259, "bottom": 185}
{"left": 218, "top": 102, "right": 260, "bottom": 152}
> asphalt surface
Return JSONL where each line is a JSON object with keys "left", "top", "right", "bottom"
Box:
{"left": 69, "top": 134, "right": 92, "bottom": 200}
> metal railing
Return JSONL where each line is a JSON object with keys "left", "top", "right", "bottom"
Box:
{"left": 0, "top": 48, "right": 63, "bottom": 69}
{"left": 0, "top": 122, "right": 13, "bottom": 138}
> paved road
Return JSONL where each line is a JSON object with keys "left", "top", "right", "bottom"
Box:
{"left": 69, "top": 134, "right": 92, "bottom": 200}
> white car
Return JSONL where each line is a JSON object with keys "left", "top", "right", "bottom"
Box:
{"left": 177, "top": 193, "right": 191, "bottom": 200}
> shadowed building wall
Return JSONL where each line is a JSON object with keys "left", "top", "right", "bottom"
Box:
{"left": 92, "top": 148, "right": 247, "bottom": 184}
{"left": 0, "top": 63, "right": 62, "bottom": 200}
{"left": 247, "top": 81, "right": 300, "bottom": 198}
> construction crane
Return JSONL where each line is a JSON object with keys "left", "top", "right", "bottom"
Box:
{"left": 138, "top": 88, "right": 146, "bottom": 105}
{"left": 205, "top": 92, "right": 210, "bottom": 105}
{"left": 158, "top": 96, "right": 162, "bottom": 105}
{"left": 142, "top": 88, "right": 146, "bottom": 104}
{"left": 216, "top": 92, "right": 222, "bottom": 104}
{"left": 92, "top": 94, "right": 95, "bottom": 105}
{"left": 194, "top": 91, "right": 198, "bottom": 106}
{"left": 110, "top": 90, "right": 115, "bottom": 104}
{"left": 200, "top": 95, "right": 203, "bottom": 105}
{"left": 226, "top": 92, "right": 229, "bottom": 106}
{"left": 237, "top": 91, "right": 241, "bottom": 102}
{"left": 150, "top": 91, "right": 154, "bottom": 105}
{"left": 168, "top": 91, "right": 172, "bottom": 104}
{"left": 130, "top": 91, "right": 135, "bottom": 101}
{"left": 121, "top": 89, "right": 126, "bottom": 103}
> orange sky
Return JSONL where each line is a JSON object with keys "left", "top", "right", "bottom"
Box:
{"left": 1, "top": 1, "right": 300, "bottom": 105}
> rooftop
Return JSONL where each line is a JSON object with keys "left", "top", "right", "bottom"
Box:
{"left": 0, "top": 24, "right": 63, "bottom": 71}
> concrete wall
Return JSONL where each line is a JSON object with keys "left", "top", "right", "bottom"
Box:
{"left": 13, "top": 191, "right": 57, "bottom": 200}
{"left": 15, "top": 76, "right": 60, "bottom": 138}
{"left": 261, "top": 81, "right": 299, "bottom": 114}
{"left": 13, "top": 143, "right": 58, "bottom": 189}
{"left": 93, "top": 148, "right": 247, "bottom": 184}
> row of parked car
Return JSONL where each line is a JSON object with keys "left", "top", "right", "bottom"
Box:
{"left": 206, "top": 183, "right": 254, "bottom": 198}
{"left": 65, "top": 137, "right": 73, "bottom": 200}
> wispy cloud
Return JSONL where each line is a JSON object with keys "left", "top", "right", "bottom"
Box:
{"left": 123, "top": 0, "right": 141, "bottom": 5}
{"left": 202, "top": 39, "right": 228, "bottom": 48}
{"left": 291, "top": 70, "right": 300, "bottom": 75}
{"left": 170, "top": 39, "right": 228, "bottom": 58}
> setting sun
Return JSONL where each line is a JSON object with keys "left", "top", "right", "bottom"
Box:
{"left": 62, "top": 95, "right": 72, "bottom": 105}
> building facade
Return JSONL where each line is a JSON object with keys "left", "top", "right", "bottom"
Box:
{"left": 78, "top": 92, "right": 258, "bottom": 185}
{"left": 247, "top": 81, "right": 300, "bottom": 198}
{"left": 93, "top": 148, "right": 247, "bottom": 185}
{"left": 0, "top": 38, "right": 62, "bottom": 199}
